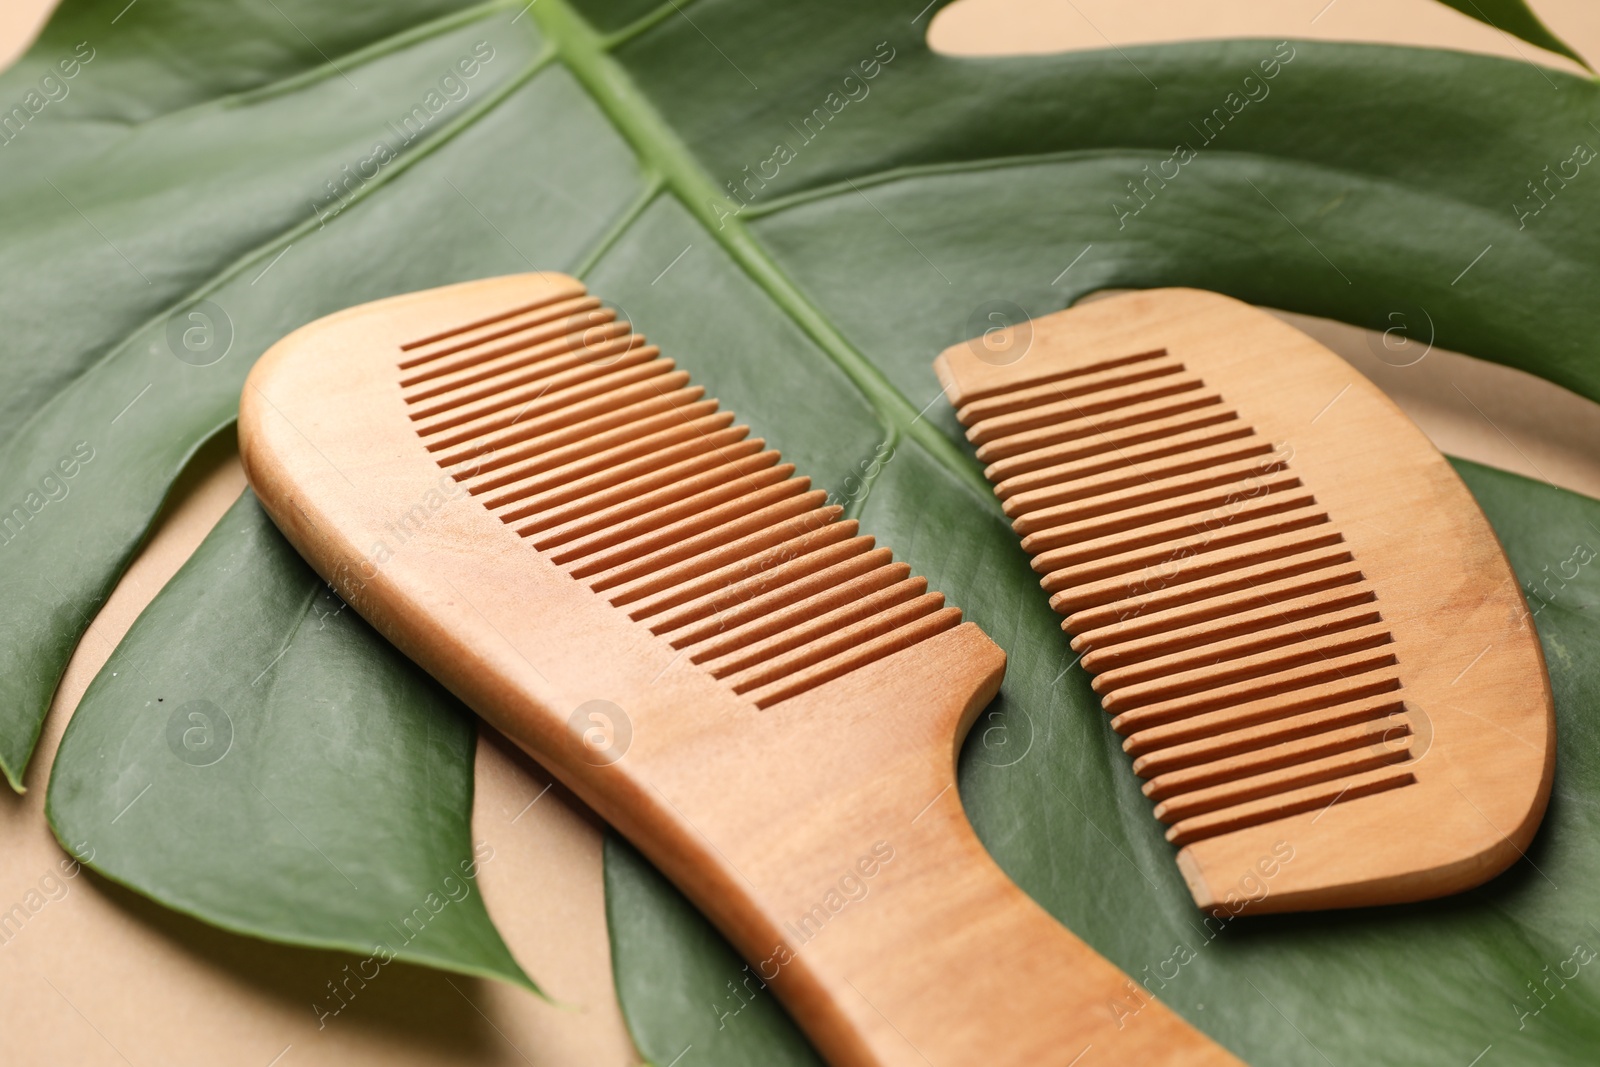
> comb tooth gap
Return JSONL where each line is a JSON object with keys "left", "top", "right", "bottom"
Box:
{"left": 724, "top": 590, "right": 943, "bottom": 692}
{"left": 1019, "top": 471, "right": 1305, "bottom": 556}
{"left": 1121, "top": 674, "right": 1404, "bottom": 756}
{"left": 974, "top": 392, "right": 1227, "bottom": 464}
{"left": 993, "top": 422, "right": 1259, "bottom": 501}
{"left": 983, "top": 407, "right": 1242, "bottom": 488}
{"left": 411, "top": 343, "right": 656, "bottom": 428}
{"left": 957, "top": 359, "right": 1189, "bottom": 423}
{"left": 1109, "top": 648, "right": 1400, "bottom": 735}
{"left": 748, "top": 606, "right": 965, "bottom": 708}
{"left": 405, "top": 324, "right": 639, "bottom": 415}
{"left": 555, "top": 473, "right": 805, "bottom": 568}
{"left": 1068, "top": 560, "right": 1365, "bottom": 652}
{"left": 1048, "top": 526, "right": 1347, "bottom": 615}
{"left": 617, "top": 518, "right": 864, "bottom": 617}
{"left": 1078, "top": 582, "right": 1377, "bottom": 670}
{"left": 658, "top": 542, "right": 890, "bottom": 646}
{"left": 966, "top": 378, "right": 1207, "bottom": 447}
{"left": 1004, "top": 438, "right": 1279, "bottom": 521}
{"left": 585, "top": 490, "right": 830, "bottom": 592}
{"left": 1030, "top": 491, "right": 1321, "bottom": 575}
{"left": 1164, "top": 767, "right": 1415, "bottom": 846}
{"left": 1009, "top": 455, "right": 1290, "bottom": 534}
{"left": 419, "top": 358, "right": 673, "bottom": 448}
{"left": 508, "top": 435, "right": 764, "bottom": 531}
{"left": 399, "top": 280, "right": 588, "bottom": 356}
{"left": 1129, "top": 695, "right": 1408, "bottom": 777}
{"left": 400, "top": 296, "right": 604, "bottom": 379}
{"left": 1152, "top": 745, "right": 1413, "bottom": 826}
{"left": 1092, "top": 608, "right": 1387, "bottom": 696}
{"left": 691, "top": 563, "right": 914, "bottom": 664}
{"left": 1063, "top": 545, "right": 1357, "bottom": 634}
{"left": 401, "top": 305, "right": 613, "bottom": 391}
{"left": 1100, "top": 624, "right": 1395, "bottom": 714}
{"left": 1038, "top": 506, "right": 1333, "bottom": 592}
{"left": 631, "top": 525, "right": 867, "bottom": 624}
{"left": 433, "top": 377, "right": 697, "bottom": 466}
{"left": 945, "top": 347, "right": 1169, "bottom": 406}
{"left": 409, "top": 320, "right": 635, "bottom": 410}
{"left": 1141, "top": 714, "right": 1410, "bottom": 801}
{"left": 704, "top": 575, "right": 928, "bottom": 675}
{"left": 602, "top": 505, "right": 846, "bottom": 608}
{"left": 464, "top": 406, "right": 731, "bottom": 496}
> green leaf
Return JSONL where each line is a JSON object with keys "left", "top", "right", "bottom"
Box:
{"left": 7, "top": 0, "right": 1600, "bottom": 793}
{"left": 606, "top": 836, "right": 822, "bottom": 1067}
{"left": 0, "top": 0, "right": 639, "bottom": 788}
{"left": 8, "top": 0, "right": 1600, "bottom": 1057}
{"left": 1432, "top": 0, "right": 1590, "bottom": 70}
{"left": 46, "top": 491, "right": 534, "bottom": 991}
{"left": 605, "top": 460, "right": 1600, "bottom": 1067}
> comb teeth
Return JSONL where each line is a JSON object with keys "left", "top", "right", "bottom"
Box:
{"left": 398, "top": 283, "right": 957, "bottom": 708}
{"left": 951, "top": 348, "right": 1415, "bottom": 846}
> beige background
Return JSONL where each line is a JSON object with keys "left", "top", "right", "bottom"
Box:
{"left": 2, "top": 1, "right": 1599, "bottom": 1065}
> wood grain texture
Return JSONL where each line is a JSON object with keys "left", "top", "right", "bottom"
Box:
{"left": 239, "top": 273, "right": 1241, "bottom": 1067}
{"left": 935, "top": 287, "right": 1555, "bottom": 914}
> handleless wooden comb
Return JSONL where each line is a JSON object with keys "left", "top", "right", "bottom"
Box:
{"left": 239, "top": 274, "right": 1241, "bottom": 1067}
{"left": 936, "top": 287, "right": 1555, "bottom": 914}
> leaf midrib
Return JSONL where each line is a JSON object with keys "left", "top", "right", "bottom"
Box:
{"left": 528, "top": 0, "right": 998, "bottom": 509}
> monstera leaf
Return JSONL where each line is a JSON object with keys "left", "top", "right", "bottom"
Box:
{"left": 47, "top": 492, "right": 534, "bottom": 991}
{"left": 5, "top": 0, "right": 1600, "bottom": 1063}
{"left": 1435, "top": 0, "right": 1590, "bottom": 69}
{"left": 9, "top": 0, "right": 1600, "bottom": 788}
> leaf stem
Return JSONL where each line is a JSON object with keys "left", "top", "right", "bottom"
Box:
{"left": 526, "top": 0, "right": 996, "bottom": 506}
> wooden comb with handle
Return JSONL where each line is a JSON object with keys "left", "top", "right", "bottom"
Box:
{"left": 936, "top": 287, "right": 1555, "bottom": 915}
{"left": 239, "top": 273, "right": 1242, "bottom": 1067}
